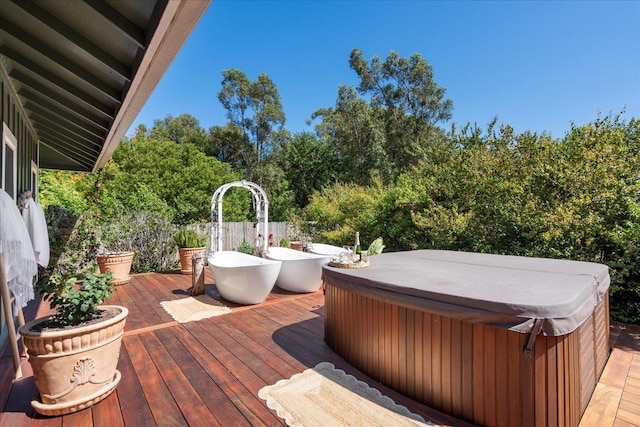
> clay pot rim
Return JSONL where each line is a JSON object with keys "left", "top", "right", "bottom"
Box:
{"left": 19, "top": 305, "right": 129, "bottom": 337}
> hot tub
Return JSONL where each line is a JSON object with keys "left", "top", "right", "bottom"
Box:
{"left": 322, "top": 250, "right": 610, "bottom": 427}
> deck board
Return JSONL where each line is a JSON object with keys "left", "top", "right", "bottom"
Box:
{"left": 2, "top": 270, "right": 639, "bottom": 427}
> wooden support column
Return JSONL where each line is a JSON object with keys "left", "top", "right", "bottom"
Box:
{"left": 191, "top": 252, "right": 205, "bottom": 296}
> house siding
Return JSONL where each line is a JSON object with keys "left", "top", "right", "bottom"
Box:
{"left": 0, "top": 71, "right": 39, "bottom": 347}
{"left": 1, "top": 73, "right": 39, "bottom": 195}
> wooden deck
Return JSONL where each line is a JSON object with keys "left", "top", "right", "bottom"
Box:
{"left": 1, "top": 270, "right": 639, "bottom": 426}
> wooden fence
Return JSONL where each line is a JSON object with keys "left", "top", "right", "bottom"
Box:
{"left": 191, "top": 222, "right": 292, "bottom": 251}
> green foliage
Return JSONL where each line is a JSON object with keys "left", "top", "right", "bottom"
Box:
{"left": 304, "top": 113, "right": 640, "bottom": 324}
{"left": 98, "top": 135, "right": 242, "bottom": 224}
{"left": 50, "top": 211, "right": 100, "bottom": 279}
{"left": 148, "top": 113, "right": 207, "bottom": 148}
{"left": 49, "top": 209, "right": 178, "bottom": 278}
{"left": 275, "top": 132, "right": 338, "bottom": 208}
{"left": 254, "top": 160, "right": 297, "bottom": 221}
{"left": 38, "top": 272, "right": 114, "bottom": 327}
{"left": 173, "top": 227, "right": 207, "bottom": 248}
{"left": 218, "top": 69, "right": 287, "bottom": 182}
{"left": 349, "top": 49, "right": 453, "bottom": 126}
{"left": 96, "top": 210, "right": 177, "bottom": 273}
{"left": 311, "top": 49, "right": 452, "bottom": 185}
{"left": 38, "top": 170, "right": 88, "bottom": 214}
{"left": 304, "top": 180, "right": 386, "bottom": 246}
{"left": 237, "top": 240, "right": 255, "bottom": 255}
{"left": 207, "top": 123, "right": 255, "bottom": 168}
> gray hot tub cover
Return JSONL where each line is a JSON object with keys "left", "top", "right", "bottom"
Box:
{"left": 322, "top": 250, "right": 609, "bottom": 336}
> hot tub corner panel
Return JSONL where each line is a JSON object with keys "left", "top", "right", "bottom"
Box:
{"left": 324, "top": 278, "right": 610, "bottom": 427}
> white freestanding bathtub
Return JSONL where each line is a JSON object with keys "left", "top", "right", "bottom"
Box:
{"left": 208, "top": 251, "right": 281, "bottom": 305}
{"left": 265, "top": 247, "right": 330, "bottom": 293}
{"left": 307, "top": 243, "right": 350, "bottom": 256}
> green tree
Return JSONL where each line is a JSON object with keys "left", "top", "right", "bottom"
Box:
{"left": 275, "top": 132, "right": 338, "bottom": 208}
{"left": 148, "top": 113, "right": 207, "bottom": 149}
{"left": 312, "top": 49, "right": 453, "bottom": 184}
{"left": 218, "top": 69, "right": 286, "bottom": 182}
{"left": 304, "top": 180, "right": 386, "bottom": 247}
{"left": 349, "top": 49, "right": 453, "bottom": 126}
{"left": 93, "top": 135, "right": 243, "bottom": 224}
{"left": 207, "top": 123, "right": 254, "bottom": 169}
{"left": 254, "top": 159, "right": 297, "bottom": 221}
{"left": 312, "top": 86, "right": 388, "bottom": 185}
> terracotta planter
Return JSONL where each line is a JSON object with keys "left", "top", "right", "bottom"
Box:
{"left": 178, "top": 247, "right": 206, "bottom": 275}
{"left": 289, "top": 241, "right": 304, "bottom": 251}
{"left": 19, "top": 305, "right": 129, "bottom": 416}
{"left": 96, "top": 252, "right": 134, "bottom": 285}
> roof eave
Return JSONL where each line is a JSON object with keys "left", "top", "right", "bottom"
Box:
{"left": 94, "top": 0, "right": 210, "bottom": 171}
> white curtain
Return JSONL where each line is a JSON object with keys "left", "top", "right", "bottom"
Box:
{"left": 22, "top": 196, "right": 50, "bottom": 268}
{"left": 0, "top": 189, "right": 37, "bottom": 312}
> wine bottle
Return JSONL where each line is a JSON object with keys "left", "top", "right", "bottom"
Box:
{"left": 354, "top": 232, "right": 362, "bottom": 260}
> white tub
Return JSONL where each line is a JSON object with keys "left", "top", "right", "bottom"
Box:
{"left": 265, "top": 247, "right": 330, "bottom": 293}
{"left": 307, "top": 243, "right": 350, "bottom": 256}
{"left": 208, "top": 251, "right": 281, "bottom": 305}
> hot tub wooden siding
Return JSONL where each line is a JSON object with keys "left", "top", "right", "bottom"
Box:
{"left": 324, "top": 278, "right": 610, "bottom": 427}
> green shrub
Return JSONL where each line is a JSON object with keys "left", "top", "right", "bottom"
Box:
{"left": 237, "top": 241, "right": 255, "bottom": 255}
{"left": 173, "top": 227, "right": 207, "bottom": 248}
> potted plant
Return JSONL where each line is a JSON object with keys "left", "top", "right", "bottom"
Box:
{"left": 173, "top": 227, "right": 207, "bottom": 275}
{"left": 19, "top": 272, "right": 128, "bottom": 416}
{"left": 95, "top": 216, "right": 135, "bottom": 285}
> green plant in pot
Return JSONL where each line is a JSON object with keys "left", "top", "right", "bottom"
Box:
{"left": 173, "top": 227, "right": 207, "bottom": 275}
{"left": 19, "top": 272, "right": 129, "bottom": 416}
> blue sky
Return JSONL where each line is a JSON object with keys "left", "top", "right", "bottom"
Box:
{"left": 128, "top": 0, "right": 640, "bottom": 139}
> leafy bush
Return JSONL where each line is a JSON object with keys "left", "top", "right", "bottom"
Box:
{"left": 49, "top": 211, "right": 100, "bottom": 279}
{"left": 99, "top": 210, "right": 177, "bottom": 273}
{"left": 47, "top": 209, "right": 178, "bottom": 278}
{"left": 304, "top": 180, "right": 385, "bottom": 246}
{"left": 38, "top": 169, "right": 88, "bottom": 214}
{"left": 237, "top": 241, "right": 255, "bottom": 255}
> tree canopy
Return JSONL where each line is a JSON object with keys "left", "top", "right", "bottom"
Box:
{"left": 312, "top": 49, "right": 453, "bottom": 185}
{"left": 217, "top": 69, "right": 287, "bottom": 182}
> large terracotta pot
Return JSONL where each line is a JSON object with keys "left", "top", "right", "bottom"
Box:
{"left": 178, "top": 247, "right": 206, "bottom": 275}
{"left": 96, "top": 251, "right": 134, "bottom": 285}
{"left": 19, "top": 305, "right": 129, "bottom": 416}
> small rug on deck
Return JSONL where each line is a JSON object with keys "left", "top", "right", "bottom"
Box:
{"left": 258, "top": 362, "right": 438, "bottom": 427}
{"left": 160, "top": 294, "right": 231, "bottom": 323}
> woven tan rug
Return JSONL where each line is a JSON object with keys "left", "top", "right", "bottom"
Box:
{"left": 258, "top": 362, "right": 438, "bottom": 426}
{"left": 160, "top": 294, "right": 231, "bottom": 323}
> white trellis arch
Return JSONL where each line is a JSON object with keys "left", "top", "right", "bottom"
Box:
{"left": 210, "top": 180, "right": 269, "bottom": 255}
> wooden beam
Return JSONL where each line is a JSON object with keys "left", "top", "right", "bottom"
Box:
{"left": 0, "top": 20, "right": 122, "bottom": 102}
{"left": 18, "top": 88, "right": 111, "bottom": 131}
{"left": 31, "top": 114, "right": 103, "bottom": 149}
{"left": 2, "top": 47, "right": 115, "bottom": 121}
{"left": 28, "top": 108, "right": 105, "bottom": 147}
{"left": 84, "top": 0, "right": 147, "bottom": 49}
{"left": 24, "top": 101, "right": 106, "bottom": 139}
{"left": 9, "top": 0, "right": 131, "bottom": 81}
{"left": 11, "top": 70, "right": 115, "bottom": 121}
